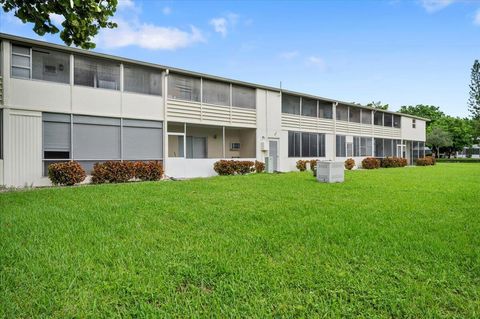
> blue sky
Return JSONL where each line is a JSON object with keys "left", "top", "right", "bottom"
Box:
{"left": 1, "top": 0, "right": 479, "bottom": 117}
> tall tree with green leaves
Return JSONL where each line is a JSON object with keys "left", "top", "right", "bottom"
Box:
{"left": 366, "top": 101, "right": 389, "bottom": 110}
{"left": 433, "top": 116, "right": 474, "bottom": 157}
{"left": 469, "top": 60, "right": 480, "bottom": 119}
{"left": 426, "top": 127, "right": 453, "bottom": 158}
{"left": 0, "top": 0, "right": 118, "bottom": 49}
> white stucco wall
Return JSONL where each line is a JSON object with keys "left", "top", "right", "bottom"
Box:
{"left": 401, "top": 117, "right": 426, "bottom": 141}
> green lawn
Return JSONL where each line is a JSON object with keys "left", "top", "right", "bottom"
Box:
{"left": 1, "top": 164, "right": 479, "bottom": 318}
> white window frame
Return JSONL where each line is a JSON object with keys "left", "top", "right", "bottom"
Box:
{"left": 11, "top": 44, "right": 32, "bottom": 79}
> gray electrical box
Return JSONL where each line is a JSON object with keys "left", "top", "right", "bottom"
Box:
{"left": 316, "top": 161, "right": 344, "bottom": 183}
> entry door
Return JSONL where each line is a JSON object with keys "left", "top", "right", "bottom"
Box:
{"left": 269, "top": 140, "right": 278, "bottom": 172}
{"left": 186, "top": 136, "right": 207, "bottom": 158}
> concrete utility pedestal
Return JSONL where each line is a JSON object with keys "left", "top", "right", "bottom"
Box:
{"left": 316, "top": 161, "right": 344, "bottom": 183}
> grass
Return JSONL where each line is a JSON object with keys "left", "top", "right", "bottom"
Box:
{"left": 1, "top": 164, "right": 479, "bottom": 318}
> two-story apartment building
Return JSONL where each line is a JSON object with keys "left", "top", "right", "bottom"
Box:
{"left": 0, "top": 33, "right": 427, "bottom": 187}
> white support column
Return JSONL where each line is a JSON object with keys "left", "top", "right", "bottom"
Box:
{"left": 222, "top": 126, "right": 226, "bottom": 158}
{"left": 333, "top": 102, "right": 337, "bottom": 161}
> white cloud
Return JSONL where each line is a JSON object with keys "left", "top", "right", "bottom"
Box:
{"left": 306, "top": 56, "right": 327, "bottom": 71}
{"left": 97, "top": 0, "right": 204, "bottom": 50}
{"left": 210, "top": 17, "right": 228, "bottom": 37}
{"left": 420, "top": 0, "right": 456, "bottom": 13}
{"left": 474, "top": 9, "right": 480, "bottom": 25}
{"left": 279, "top": 51, "right": 299, "bottom": 60}
{"left": 162, "top": 6, "right": 172, "bottom": 15}
{"left": 49, "top": 13, "right": 64, "bottom": 26}
{"left": 209, "top": 13, "right": 240, "bottom": 37}
{"left": 100, "top": 19, "right": 204, "bottom": 50}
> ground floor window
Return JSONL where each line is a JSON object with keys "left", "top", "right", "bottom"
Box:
{"left": 288, "top": 131, "right": 325, "bottom": 158}
{"left": 42, "top": 113, "right": 163, "bottom": 175}
{"left": 353, "top": 136, "right": 373, "bottom": 157}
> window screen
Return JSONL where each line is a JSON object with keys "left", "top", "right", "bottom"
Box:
{"left": 361, "top": 109, "right": 372, "bottom": 124}
{"left": 124, "top": 65, "right": 162, "bottom": 96}
{"left": 74, "top": 56, "right": 120, "bottom": 90}
{"left": 374, "top": 112, "right": 383, "bottom": 126}
{"left": 384, "top": 139, "right": 393, "bottom": 157}
{"left": 349, "top": 107, "right": 360, "bottom": 123}
{"left": 168, "top": 73, "right": 201, "bottom": 102}
{"left": 288, "top": 131, "right": 301, "bottom": 157}
{"left": 301, "top": 98, "right": 317, "bottom": 117}
{"left": 73, "top": 115, "right": 121, "bottom": 159}
{"left": 336, "top": 104, "right": 348, "bottom": 121}
{"left": 336, "top": 135, "right": 346, "bottom": 157}
{"left": 384, "top": 113, "right": 393, "bottom": 127}
{"left": 123, "top": 119, "right": 163, "bottom": 160}
{"left": 319, "top": 102, "right": 333, "bottom": 119}
{"left": 232, "top": 85, "right": 255, "bottom": 109}
{"left": 393, "top": 115, "right": 401, "bottom": 128}
{"left": 282, "top": 94, "right": 300, "bottom": 115}
{"left": 202, "top": 79, "right": 230, "bottom": 106}
{"left": 375, "top": 138, "right": 383, "bottom": 157}
{"left": 32, "top": 48, "right": 70, "bottom": 84}
{"left": 186, "top": 136, "right": 207, "bottom": 158}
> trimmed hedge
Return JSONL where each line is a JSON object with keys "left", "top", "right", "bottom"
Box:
{"left": 416, "top": 156, "right": 436, "bottom": 166}
{"left": 91, "top": 161, "right": 135, "bottom": 184}
{"left": 309, "top": 160, "right": 317, "bottom": 173}
{"left": 362, "top": 157, "right": 381, "bottom": 169}
{"left": 344, "top": 158, "right": 355, "bottom": 170}
{"left": 380, "top": 157, "right": 407, "bottom": 168}
{"left": 48, "top": 161, "right": 86, "bottom": 186}
{"left": 436, "top": 158, "right": 480, "bottom": 163}
{"left": 213, "top": 160, "right": 255, "bottom": 175}
{"left": 134, "top": 161, "right": 164, "bottom": 181}
{"left": 255, "top": 161, "right": 265, "bottom": 173}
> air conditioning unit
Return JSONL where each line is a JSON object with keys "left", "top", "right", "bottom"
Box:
{"left": 230, "top": 142, "right": 241, "bottom": 151}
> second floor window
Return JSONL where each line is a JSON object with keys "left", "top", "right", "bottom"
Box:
{"left": 124, "top": 65, "right": 162, "bottom": 96}
{"left": 74, "top": 56, "right": 120, "bottom": 90}
{"left": 12, "top": 45, "right": 70, "bottom": 84}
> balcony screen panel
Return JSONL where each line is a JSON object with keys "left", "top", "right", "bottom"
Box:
{"left": 12, "top": 45, "right": 30, "bottom": 55}
{"left": 361, "top": 109, "right": 372, "bottom": 124}
{"left": 232, "top": 85, "right": 255, "bottom": 109}
{"left": 349, "top": 107, "right": 361, "bottom": 123}
{"left": 73, "top": 116, "right": 120, "bottom": 159}
{"left": 74, "top": 56, "right": 120, "bottom": 90}
{"left": 336, "top": 104, "right": 349, "bottom": 121}
{"left": 374, "top": 112, "right": 383, "bottom": 126}
{"left": 168, "top": 73, "right": 201, "bottom": 102}
{"left": 393, "top": 115, "right": 401, "bottom": 128}
{"left": 202, "top": 79, "right": 230, "bottom": 106}
{"left": 282, "top": 94, "right": 300, "bottom": 115}
{"left": 124, "top": 65, "right": 162, "bottom": 96}
{"left": 384, "top": 113, "right": 393, "bottom": 127}
{"left": 319, "top": 102, "right": 333, "bottom": 119}
{"left": 32, "top": 49, "right": 70, "bottom": 84}
{"left": 301, "top": 98, "right": 317, "bottom": 117}
{"left": 374, "top": 138, "right": 383, "bottom": 157}
{"left": 12, "top": 55, "right": 30, "bottom": 68}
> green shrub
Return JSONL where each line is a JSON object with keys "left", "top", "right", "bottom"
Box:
{"left": 48, "top": 161, "right": 86, "bottom": 186}
{"left": 91, "top": 161, "right": 135, "bottom": 184}
{"left": 296, "top": 160, "right": 307, "bottom": 172}
{"left": 344, "top": 158, "right": 355, "bottom": 170}
{"left": 416, "top": 156, "right": 436, "bottom": 166}
{"left": 213, "top": 160, "right": 255, "bottom": 175}
{"left": 381, "top": 157, "right": 407, "bottom": 168}
{"left": 362, "top": 157, "right": 380, "bottom": 169}
{"left": 255, "top": 160, "right": 265, "bottom": 173}
{"left": 134, "top": 161, "right": 164, "bottom": 181}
